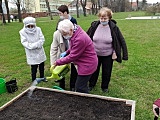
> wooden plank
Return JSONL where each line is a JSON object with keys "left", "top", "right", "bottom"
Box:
{"left": 0, "top": 86, "right": 136, "bottom": 120}
{"left": 36, "top": 86, "right": 134, "bottom": 103}
{"left": 0, "top": 87, "right": 30, "bottom": 111}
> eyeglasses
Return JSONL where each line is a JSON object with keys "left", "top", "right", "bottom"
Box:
{"left": 27, "top": 25, "right": 35, "bottom": 28}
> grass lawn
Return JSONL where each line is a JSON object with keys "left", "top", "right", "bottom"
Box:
{"left": 1, "top": 11, "right": 160, "bottom": 119}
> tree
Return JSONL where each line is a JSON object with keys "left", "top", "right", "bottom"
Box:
{"left": 146, "top": 2, "right": 160, "bottom": 15}
{"left": 136, "top": 0, "right": 139, "bottom": 10}
{"left": 76, "top": 0, "right": 80, "bottom": 18}
{"left": 10, "top": 7, "right": 19, "bottom": 13}
{"left": 45, "top": 0, "right": 53, "bottom": 20}
{"left": 142, "top": 0, "right": 147, "bottom": 10}
{"left": 80, "top": 0, "right": 87, "bottom": 16}
{"left": 131, "top": 0, "right": 133, "bottom": 10}
{"left": 24, "top": 0, "right": 35, "bottom": 13}
{"left": 91, "top": 0, "right": 96, "bottom": 15}
{"left": 0, "top": 0, "right": 6, "bottom": 24}
{"left": 106, "top": 0, "right": 131, "bottom": 12}
{"left": 97, "top": 0, "right": 101, "bottom": 10}
{"left": 10, "top": 0, "right": 22, "bottom": 22}
{"left": 4, "top": 0, "right": 10, "bottom": 23}
{"left": 16, "top": 0, "right": 22, "bottom": 22}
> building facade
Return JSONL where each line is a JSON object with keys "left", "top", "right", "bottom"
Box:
{"left": 24, "top": 0, "right": 73, "bottom": 13}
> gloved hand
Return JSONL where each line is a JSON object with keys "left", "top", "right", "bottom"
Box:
{"left": 60, "top": 51, "right": 67, "bottom": 58}
{"left": 50, "top": 64, "right": 56, "bottom": 71}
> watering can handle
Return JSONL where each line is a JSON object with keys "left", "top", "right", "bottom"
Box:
{"left": 50, "top": 65, "right": 56, "bottom": 71}
{"left": 46, "top": 65, "right": 57, "bottom": 80}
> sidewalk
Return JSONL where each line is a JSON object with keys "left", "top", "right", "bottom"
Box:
{"left": 126, "top": 16, "right": 160, "bottom": 20}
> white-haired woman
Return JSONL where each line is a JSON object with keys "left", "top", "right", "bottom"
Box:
{"left": 19, "top": 17, "right": 46, "bottom": 82}
{"left": 53, "top": 19, "right": 98, "bottom": 93}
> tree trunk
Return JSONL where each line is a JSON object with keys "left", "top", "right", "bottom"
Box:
{"left": 105, "top": 0, "right": 109, "bottom": 7}
{"left": 82, "top": 6, "right": 86, "bottom": 16}
{"left": 131, "top": 0, "right": 133, "bottom": 11}
{"left": 16, "top": 0, "right": 22, "bottom": 22}
{"left": 98, "top": 0, "right": 101, "bottom": 10}
{"left": 4, "top": 0, "right": 10, "bottom": 23}
{"left": 121, "top": 0, "right": 125, "bottom": 12}
{"left": 76, "top": 0, "right": 79, "bottom": 18}
{"left": 109, "top": 0, "right": 115, "bottom": 12}
{"left": 136, "top": 0, "right": 139, "bottom": 10}
{"left": 80, "top": 0, "right": 87, "bottom": 17}
{"left": 45, "top": 0, "right": 53, "bottom": 20}
{"left": 91, "top": 3, "right": 95, "bottom": 15}
{"left": 91, "top": 0, "right": 95, "bottom": 15}
{"left": 0, "top": 0, "right": 6, "bottom": 24}
{"left": 95, "top": 2, "right": 98, "bottom": 15}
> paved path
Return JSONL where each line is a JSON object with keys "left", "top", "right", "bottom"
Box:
{"left": 125, "top": 16, "right": 160, "bottom": 20}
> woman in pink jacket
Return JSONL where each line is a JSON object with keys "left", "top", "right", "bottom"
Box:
{"left": 53, "top": 19, "right": 98, "bottom": 93}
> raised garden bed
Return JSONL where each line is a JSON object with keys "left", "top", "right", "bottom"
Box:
{"left": 0, "top": 86, "right": 135, "bottom": 120}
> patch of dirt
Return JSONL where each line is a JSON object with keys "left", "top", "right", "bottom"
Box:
{"left": 0, "top": 89, "right": 132, "bottom": 120}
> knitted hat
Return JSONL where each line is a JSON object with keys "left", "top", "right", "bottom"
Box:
{"left": 23, "top": 17, "right": 36, "bottom": 26}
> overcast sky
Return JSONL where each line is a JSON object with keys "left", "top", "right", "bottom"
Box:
{"left": 6, "top": 0, "right": 160, "bottom": 9}
{"left": 145, "top": 0, "right": 160, "bottom": 3}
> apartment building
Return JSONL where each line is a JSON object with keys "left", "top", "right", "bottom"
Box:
{"left": 24, "top": 0, "right": 73, "bottom": 13}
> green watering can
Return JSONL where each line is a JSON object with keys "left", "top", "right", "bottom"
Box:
{"left": 46, "top": 64, "right": 70, "bottom": 80}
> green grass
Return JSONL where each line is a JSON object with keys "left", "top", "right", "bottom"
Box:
{"left": 1, "top": 11, "right": 160, "bottom": 119}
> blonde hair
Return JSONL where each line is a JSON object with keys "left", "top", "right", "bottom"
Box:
{"left": 58, "top": 19, "right": 74, "bottom": 33}
{"left": 98, "top": 7, "right": 113, "bottom": 19}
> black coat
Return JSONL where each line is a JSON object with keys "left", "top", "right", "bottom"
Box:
{"left": 86, "top": 20, "right": 128, "bottom": 63}
{"left": 56, "top": 17, "right": 77, "bottom": 30}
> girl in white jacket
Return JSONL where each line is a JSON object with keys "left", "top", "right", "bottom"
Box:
{"left": 19, "top": 17, "right": 46, "bottom": 81}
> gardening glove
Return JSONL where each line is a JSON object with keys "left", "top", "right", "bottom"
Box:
{"left": 60, "top": 51, "right": 67, "bottom": 58}
{"left": 50, "top": 64, "right": 56, "bottom": 71}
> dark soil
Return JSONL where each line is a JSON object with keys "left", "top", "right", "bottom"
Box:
{"left": 0, "top": 89, "right": 132, "bottom": 120}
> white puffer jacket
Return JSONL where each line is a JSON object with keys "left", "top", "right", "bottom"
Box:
{"left": 19, "top": 27, "right": 46, "bottom": 65}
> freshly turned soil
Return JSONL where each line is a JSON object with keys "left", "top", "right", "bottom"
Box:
{"left": 0, "top": 89, "right": 132, "bottom": 120}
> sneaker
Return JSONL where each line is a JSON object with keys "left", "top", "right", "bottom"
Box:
{"left": 102, "top": 89, "right": 108, "bottom": 93}
{"left": 42, "top": 77, "right": 48, "bottom": 82}
{"left": 70, "top": 88, "right": 75, "bottom": 91}
{"left": 88, "top": 87, "right": 93, "bottom": 91}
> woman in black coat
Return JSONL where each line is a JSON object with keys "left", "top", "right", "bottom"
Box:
{"left": 87, "top": 7, "right": 128, "bottom": 92}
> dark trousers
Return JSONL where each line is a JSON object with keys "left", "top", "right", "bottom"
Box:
{"left": 31, "top": 62, "right": 44, "bottom": 81}
{"left": 56, "top": 77, "right": 65, "bottom": 89}
{"left": 75, "top": 74, "right": 92, "bottom": 93}
{"left": 154, "top": 107, "right": 159, "bottom": 120}
{"left": 57, "top": 63, "right": 78, "bottom": 91}
{"left": 70, "top": 63, "right": 78, "bottom": 90}
{"left": 57, "top": 63, "right": 77, "bottom": 90}
{"left": 89, "top": 55, "right": 113, "bottom": 89}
